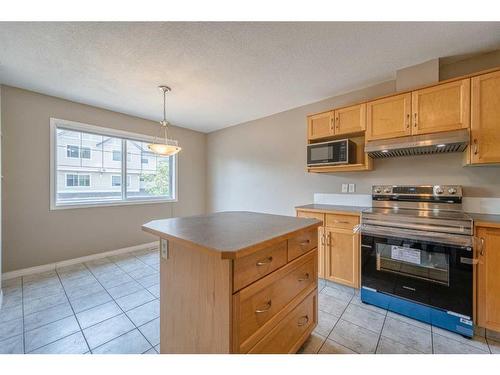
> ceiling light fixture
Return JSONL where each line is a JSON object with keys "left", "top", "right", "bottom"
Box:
{"left": 148, "top": 85, "right": 181, "bottom": 156}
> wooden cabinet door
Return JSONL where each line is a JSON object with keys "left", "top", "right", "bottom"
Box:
{"left": 411, "top": 79, "right": 470, "bottom": 135}
{"left": 366, "top": 93, "right": 412, "bottom": 141}
{"left": 325, "top": 227, "right": 359, "bottom": 288}
{"left": 318, "top": 226, "right": 325, "bottom": 279}
{"left": 307, "top": 111, "right": 334, "bottom": 140}
{"left": 470, "top": 71, "right": 500, "bottom": 164}
{"left": 477, "top": 227, "right": 500, "bottom": 332}
{"left": 334, "top": 104, "right": 366, "bottom": 135}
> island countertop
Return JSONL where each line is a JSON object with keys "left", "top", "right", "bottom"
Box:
{"left": 142, "top": 211, "right": 321, "bottom": 259}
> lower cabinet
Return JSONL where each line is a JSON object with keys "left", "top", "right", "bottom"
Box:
{"left": 296, "top": 209, "right": 360, "bottom": 288}
{"left": 324, "top": 225, "right": 360, "bottom": 288}
{"left": 476, "top": 225, "right": 500, "bottom": 332}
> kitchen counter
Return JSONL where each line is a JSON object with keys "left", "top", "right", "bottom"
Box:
{"left": 295, "top": 203, "right": 367, "bottom": 215}
{"left": 470, "top": 213, "right": 500, "bottom": 228}
{"left": 142, "top": 211, "right": 321, "bottom": 259}
{"left": 142, "top": 211, "right": 321, "bottom": 353}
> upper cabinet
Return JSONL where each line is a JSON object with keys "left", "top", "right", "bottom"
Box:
{"left": 334, "top": 104, "right": 366, "bottom": 136}
{"left": 412, "top": 79, "right": 470, "bottom": 135}
{"left": 470, "top": 70, "right": 500, "bottom": 164}
{"left": 366, "top": 93, "right": 411, "bottom": 141}
{"left": 307, "top": 111, "right": 334, "bottom": 140}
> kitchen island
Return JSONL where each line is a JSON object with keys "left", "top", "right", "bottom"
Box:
{"left": 142, "top": 211, "right": 322, "bottom": 353}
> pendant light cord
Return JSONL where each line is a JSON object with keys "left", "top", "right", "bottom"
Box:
{"left": 162, "top": 88, "right": 169, "bottom": 143}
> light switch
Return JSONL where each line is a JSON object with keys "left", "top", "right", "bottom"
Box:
{"left": 348, "top": 183, "right": 356, "bottom": 193}
{"left": 341, "top": 183, "right": 348, "bottom": 193}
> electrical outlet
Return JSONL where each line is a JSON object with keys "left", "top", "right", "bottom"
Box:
{"left": 348, "top": 183, "right": 356, "bottom": 193}
{"left": 341, "top": 183, "right": 348, "bottom": 193}
{"left": 160, "top": 239, "right": 169, "bottom": 259}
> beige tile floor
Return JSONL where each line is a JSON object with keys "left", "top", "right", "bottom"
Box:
{"left": 1, "top": 249, "right": 499, "bottom": 354}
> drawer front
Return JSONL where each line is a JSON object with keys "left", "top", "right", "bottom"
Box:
{"left": 233, "top": 240, "right": 287, "bottom": 292}
{"left": 325, "top": 213, "right": 359, "bottom": 229}
{"left": 248, "top": 290, "right": 317, "bottom": 354}
{"left": 235, "top": 251, "right": 317, "bottom": 349}
{"left": 296, "top": 210, "right": 325, "bottom": 223}
{"left": 288, "top": 228, "right": 318, "bottom": 262}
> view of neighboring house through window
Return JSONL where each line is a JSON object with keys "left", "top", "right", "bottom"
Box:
{"left": 52, "top": 119, "right": 176, "bottom": 208}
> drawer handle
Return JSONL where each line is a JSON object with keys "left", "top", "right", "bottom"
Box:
{"left": 334, "top": 220, "right": 350, "bottom": 224}
{"left": 300, "top": 239, "right": 311, "bottom": 247}
{"left": 255, "top": 300, "right": 272, "bottom": 314}
{"left": 298, "top": 273, "right": 310, "bottom": 282}
{"left": 297, "top": 315, "right": 309, "bottom": 327}
{"left": 256, "top": 256, "right": 273, "bottom": 266}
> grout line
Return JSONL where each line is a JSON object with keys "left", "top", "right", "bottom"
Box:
{"left": 83, "top": 256, "right": 159, "bottom": 352}
{"left": 54, "top": 269, "right": 91, "bottom": 354}
{"left": 21, "top": 276, "right": 26, "bottom": 354}
{"left": 374, "top": 311, "right": 388, "bottom": 354}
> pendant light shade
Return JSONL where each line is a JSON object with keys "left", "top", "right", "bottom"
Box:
{"left": 148, "top": 85, "right": 182, "bottom": 156}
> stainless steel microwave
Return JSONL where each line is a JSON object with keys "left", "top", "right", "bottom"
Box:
{"left": 307, "top": 139, "right": 356, "bottom": 166}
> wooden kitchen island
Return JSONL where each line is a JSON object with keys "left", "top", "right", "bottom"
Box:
{"left": 142, "top": 211, "right": 322, "bottom": 354}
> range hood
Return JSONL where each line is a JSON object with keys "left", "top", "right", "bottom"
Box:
{"left": 365, "top": 129, "right": 470, "bottom": 158}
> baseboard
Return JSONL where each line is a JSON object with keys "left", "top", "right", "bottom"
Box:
{"left": 1, "top": 241, "right": 159, "bottom": 281}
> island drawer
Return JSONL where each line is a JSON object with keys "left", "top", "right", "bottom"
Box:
{"left": 287, "top": 227, "right": 318, "bottom": 262}
{"left": 325, "top": 213, "right": 359, "bottom": 229}
{"left": 233, "top": 250, "right": 317, "bottom": 352}
{"left": 248, "top": 290, "right": 317, "bottom": 354}
{"left": 233, "top": 240, "right": 288, "bottom": 292}
{"left": 296, "top": 210, "right": 325, "bottom": 222}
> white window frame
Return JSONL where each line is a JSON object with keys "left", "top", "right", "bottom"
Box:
{"left": 111, "top": 174, "right": 122, "bottom": 187}
{"left": 50, "top": 118, "right": 178, "bottom": 210}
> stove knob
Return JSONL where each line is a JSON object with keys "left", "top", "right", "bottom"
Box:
{"left": 448, "top": 187, "right": 457, "bottom": 195}
{"left": 384, "top": 188, "right": 391, "bottom": 194}
{"left": 374, "top": 187, "right": 382, "bottom": 194}
{"left": 435, "top": 187, "right": 444, "bottom": 194}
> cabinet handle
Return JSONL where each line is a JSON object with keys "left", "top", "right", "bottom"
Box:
{"left": 297, "top": 315, "right": 309, "bottom": 327}
{"left": 330, "top": 118, "right": 334, "bottom": 131}
{"left": 300, "top": 239, "right": 311, "bottom": 247}
{"left": 480, "top": 237, "right": 485, "bottom": 256}
{"left": 255, "top": 300, "right": 272, "bottom": 313}
{"left": 334, "top": 220, "right": 350, "bottom": 224}
{"left": 320, "top": 233, "right": 325, "bottom": 246}
{"left": 413, "top": 113, "right": 418, "bottom": 128}
{"left": 298, "top": 273, "right": 310, "bottom": 282}
{"left": 406, "top": 113, "right": 410, "bottom": 129}
{"left": 473, "top": 139, "right": 479, "bottom": 155}
{"left": 336, "top": 117, "right": 340, "bottom": 130}
{"left": 327, "top": 233, "right": 332, "bottom": 246}
{"left": 256, "top": 256, "right": 273, "bottom": 266}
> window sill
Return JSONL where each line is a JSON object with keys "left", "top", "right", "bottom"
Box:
{"left": 50, "top": 198, "right": 177, "bottom": 211}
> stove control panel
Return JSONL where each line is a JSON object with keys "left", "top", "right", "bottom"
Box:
{"left": 372, "top": 185, "right": 462, "bottom": 198}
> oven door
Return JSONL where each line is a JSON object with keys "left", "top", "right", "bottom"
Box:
{"left": 361, "top": 233, "right": 473, "bottom": 318}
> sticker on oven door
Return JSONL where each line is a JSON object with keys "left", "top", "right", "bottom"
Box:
{"left": 390, "top": 246, "right": 421, "bottom": 265}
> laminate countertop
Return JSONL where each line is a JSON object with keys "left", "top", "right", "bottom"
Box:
{"left": 470, "top": 213, "right": 500, "bottom": 228}
{"left": 295, "top": 204, "right": 368, "bottom": 215}
{"left": 142, "top": 211, "right": 321, "bottom": 259}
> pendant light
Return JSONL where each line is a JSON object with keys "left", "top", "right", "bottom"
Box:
{"left": 148, "top": 85, "right": 182, "bottom": 156}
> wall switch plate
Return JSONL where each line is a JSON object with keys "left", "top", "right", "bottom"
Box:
{"left": 348, "top": 183, "right": 356, "bottom": 193}
{"left": 160, "top": 239, "right": 169, "bottom": 259}
{"left": 341, "top": 183, "right": 348, "bottom": 193}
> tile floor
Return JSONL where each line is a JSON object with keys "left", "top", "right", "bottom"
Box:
{"left": 0, "top": 248, "right": 160, "bottom": 354}
{"left": 298, "top": 279, "right": 500, "bottom": 354}
{"left": 1, "top": 250, "right": 499, "bottom": 354}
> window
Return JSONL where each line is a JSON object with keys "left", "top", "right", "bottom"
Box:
{"left": 111, "top": 175, "right": 121, "bottom": 187}
{"left": 51, "top": 118, "right": 177, "bottom": 209}
{"left": 66, "top": 145, "right": 91, "bottom": 159}
{"left": 66, "top": 174, "right": 90, "bottom": 187}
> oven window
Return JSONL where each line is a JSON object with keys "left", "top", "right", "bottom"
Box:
{"left": 376, "top": 244, "right": 449, "bottom": 286}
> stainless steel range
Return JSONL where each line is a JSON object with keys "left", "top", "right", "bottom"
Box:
{"left": 360, "top": 185, "right": 474, "bottom": 337}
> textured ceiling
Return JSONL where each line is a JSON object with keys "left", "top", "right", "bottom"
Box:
{"left": 0, "top": 22, "right": 499, "bottom": 133}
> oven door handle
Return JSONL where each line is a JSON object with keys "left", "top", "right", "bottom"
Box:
{"left": 359, "top": 224, "right": 473, "bottom": 247}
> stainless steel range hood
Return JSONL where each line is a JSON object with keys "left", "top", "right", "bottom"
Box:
{"left": 365, "top": 129, "right": 470, "bottom": 158}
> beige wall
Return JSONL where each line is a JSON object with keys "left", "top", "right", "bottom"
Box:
{"left": 206, "top": 77, "right": 500, "bottom": 217}
{"left": 1, "top": 86, "right": 206, "bottom": 272}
